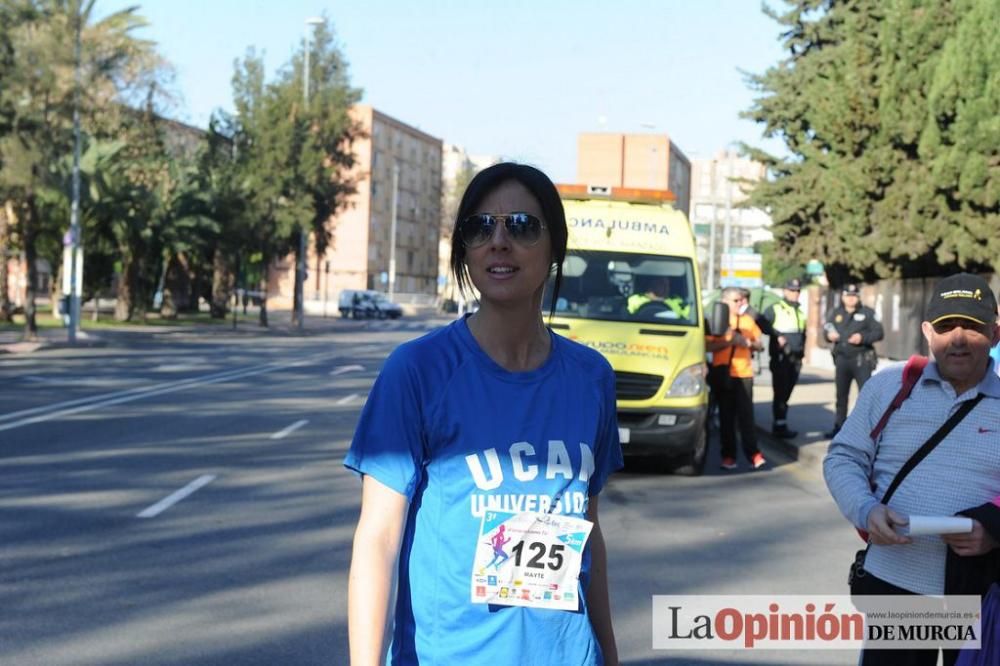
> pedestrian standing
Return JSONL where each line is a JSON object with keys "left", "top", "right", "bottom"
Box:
{"left": 823, "top": 283, "right": 884, "bottom": 438}
{"left": 824, "top": 272, "right": 1000, "bottom": 666}
{"left": 707, "top": 287, "right": 767, "bottom": 471}
{"left": 760, "top": 278, "right": 807, "bottom": 438}
{"left": 346, "top": 162, "right": 623, "bottom": 665}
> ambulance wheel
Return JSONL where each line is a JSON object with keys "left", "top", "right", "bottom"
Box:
{"left": 671, "top": 428, "right": 707, "bottom": 476}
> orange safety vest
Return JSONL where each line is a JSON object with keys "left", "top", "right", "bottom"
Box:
{"left": 707, "top": 312, "right": 762, "bottom": 379}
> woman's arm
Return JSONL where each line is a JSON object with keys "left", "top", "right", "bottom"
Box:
{"left": 586, "top": 495, "right": 619, "bottom": 666}
{"left": 348, "top": 475, "right": 410, "bottom": 666}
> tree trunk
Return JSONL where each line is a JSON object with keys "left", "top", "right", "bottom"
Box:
{"left": 258, "top": 255, "right": 269, "bottom": 327}
{"left": 291, "top": 230, "right": 304, "bottom": 329}
{"left": 210, "top": 246, "right": 230, "bottom": 319}
{"left": 115, "top": 248, "right": 137, "bottom": 321}
{"left": 0, "top": 200, "right": 13, "bottom": 322}
{"left": 160, "top": 253, "right": 178, "bottom": 319}
{"left": 22, "top": 195, "right": 38, "bottom": 340}
{"left": 51, "top": 260, "right": 63, "bottom": 317}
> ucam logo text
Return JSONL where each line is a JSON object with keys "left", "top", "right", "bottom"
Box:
{"left": 464, "top": 440, "right": 595, "bottom": 491}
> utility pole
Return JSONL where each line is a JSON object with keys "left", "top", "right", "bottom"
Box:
{"left": 67, "top": 0, "right": 83, "bottom": 342}
{"left": 722, "top": 153, "right": 733, "bottom": 275}
{"left": 388, "top": 162, "right": 399, "bottom": 301}
{"left": 296, "top": 16, "right": 326, "bottom": 333}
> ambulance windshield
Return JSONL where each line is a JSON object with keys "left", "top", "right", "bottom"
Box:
{"left": 544, "top": 250, "right": 698, "bottom": 326}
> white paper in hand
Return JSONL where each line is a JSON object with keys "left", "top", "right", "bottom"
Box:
{"left": 896, "top": 516, "right": 974, "bottom": 536}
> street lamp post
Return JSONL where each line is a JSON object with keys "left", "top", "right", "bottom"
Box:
{"left": 388, "top": 162, "right": 399, "bottom": 301}
{"left": 296, "top": 16, "right": 326, "bottom": 333}
{"left": 67, "top": 1, "right": 83, "bottom": 342}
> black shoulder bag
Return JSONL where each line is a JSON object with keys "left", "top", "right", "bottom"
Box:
{"left": 848, "top": 393, "right": 986, "bottom": 592}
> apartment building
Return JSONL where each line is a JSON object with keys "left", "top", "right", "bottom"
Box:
{"left": 269, "top": 105, "right": 443, "bottom": 309}
{"left": 576, "top": 132, "right": 691, "bottom": 217}
{"left": 437, "top": 144, "right": 499, "bottom": 300}
{"left": 689, "top": 150, "right": 773, "bottom": 290}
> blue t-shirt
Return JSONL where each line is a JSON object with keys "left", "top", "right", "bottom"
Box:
{"left": 345, "top": 317, "right": 623, "bottom": 665}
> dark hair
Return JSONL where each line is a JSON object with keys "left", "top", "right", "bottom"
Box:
{"left": 449, "top": 162, "right": 568, "bottom": 320}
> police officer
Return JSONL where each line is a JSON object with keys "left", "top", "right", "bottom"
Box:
{"left": 823, "top": 283, "right": 884, "bottom": 438}
{"left": 760, "top": 278, "right": 807, "bottom": 438}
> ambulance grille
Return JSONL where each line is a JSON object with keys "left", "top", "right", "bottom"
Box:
{"left": 614, "top": 371, "right": 663, "bottom": 401}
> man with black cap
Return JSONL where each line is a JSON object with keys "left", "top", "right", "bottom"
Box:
{"left": 823, "top": 283, "right": 884, "bottom": 438}
{"left": 824, "top": 273, "right": 1000, "bottom": 666}
{"left": 759, "top": 278, "right": 808, "bottom": 438}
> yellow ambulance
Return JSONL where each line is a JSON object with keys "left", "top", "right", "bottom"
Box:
{"left": 548, "top": 185, "right": 708, "bottom": 474}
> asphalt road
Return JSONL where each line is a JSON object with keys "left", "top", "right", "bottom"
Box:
{"left": 0, "top": 315, "right": 861, "bottom": 665}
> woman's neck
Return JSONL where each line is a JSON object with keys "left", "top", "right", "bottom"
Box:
{"left": 467, "top": 302, "right": 551, "bottom": 373}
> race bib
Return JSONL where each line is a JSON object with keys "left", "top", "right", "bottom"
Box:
{"left": 470, "top": 510, "right": 593, "bottom": 611}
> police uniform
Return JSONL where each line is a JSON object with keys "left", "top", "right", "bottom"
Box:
{"left": 760, "top": 279, "right": 807, "bottom": 438}
{"left": 823, "top": 284, "right": 884, "bottom": 437}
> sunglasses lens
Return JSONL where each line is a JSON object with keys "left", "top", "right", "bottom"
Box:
{"left": 460, "top": 213, "right": 543, "bottom": 247}
{"left": 460, "top": 214, "right": 494, "bottom": 247}
{"left": 507, "top": 213, "right": 542, "bottom": 244}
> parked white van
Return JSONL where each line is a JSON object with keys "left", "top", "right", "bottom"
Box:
{"left": 337, "top": 290, "right": 403, "bottom": 319}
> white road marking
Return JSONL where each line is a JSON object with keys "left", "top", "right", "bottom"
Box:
{"left": 330, "top": 364, "right": 364, "bottom": 376}
{"left": 0, "top": 351, "right": 340, "bottom": 434}
{"left": 270, "top": 419, "right": 309, "bottom": 440}
{"left": 335, "top": 393, "right": 359, "bottom": 406}
{"left": 137, "top": 475, "right": 217, "bottom": 518}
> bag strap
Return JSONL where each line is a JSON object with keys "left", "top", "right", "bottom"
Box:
{"left": 880, "top": 393, "right": 985, "bottom": 505}
{"left": 856, "top": 391, "right": 986, "bottom": 543}
{"left": 869, "top": 355, "right": 929, "bottom": 441}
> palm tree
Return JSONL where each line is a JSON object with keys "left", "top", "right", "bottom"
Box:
{"left": 0, "top": 0, "right": 164, "bottom": 336}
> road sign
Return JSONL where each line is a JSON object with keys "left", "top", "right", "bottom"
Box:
{"left": 720, "top": 251, "right": 762, "bottom": 288}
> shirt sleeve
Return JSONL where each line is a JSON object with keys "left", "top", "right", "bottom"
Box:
{"left": 741, "top": 314, "right": 763, "bottom": 343}
{"left": 344, "top": 346, "right": 427, "bottom": 499}
{"left": 757, "top": 306, "right": 776, "bottom": 336}
{"left": 589, "top": 364, "right": 624, "bottom": 496}
{"left": 822, "top": 373, "right": 895, "bottom": 529}
{"left": 864, "top": 309, "right": 885, "bottom": 345}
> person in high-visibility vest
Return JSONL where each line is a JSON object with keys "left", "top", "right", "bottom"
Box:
{"left": 626, "top": 276, "right": 690, "bottom": 320}
{"left": 759, "top": 278, "right": 808, "bottom": 438}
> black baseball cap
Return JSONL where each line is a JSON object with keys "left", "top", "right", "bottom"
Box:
{"left": 784, "top": 278, "right": 802, "bottom": 291}
{"left": 926, "top": 273, "right": 998, "bottom": 326}
{"left": 842, "top": 284, "right": 860, "bottom": 295}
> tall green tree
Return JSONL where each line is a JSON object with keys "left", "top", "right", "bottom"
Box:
{"left": 227, "top": 21, "right": 361, "bottom": 328}
{"left": 0, "top": 0, "right": 163, "bottom": 335}
{"left": 743, "top": 0, "right": 999, "bottom": 285}
{"left": 742, "top": 0, "right": 886, "bottom": 287}
{"left": 918, "top": 0, "right": 1000, "bottom": 268}
{"left": 229, "top": 49, "right": 304, "bottom": 326}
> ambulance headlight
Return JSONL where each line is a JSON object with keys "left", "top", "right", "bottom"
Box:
{"left": 666, "top": 362, "right": 706, "bottom": 397}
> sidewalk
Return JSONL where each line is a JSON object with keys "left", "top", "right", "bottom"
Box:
{"left": 0, "top": 306, "right": 446, "bottom": 356}
{"left": 754, "top": 364, "right": 839, "bottom": 472}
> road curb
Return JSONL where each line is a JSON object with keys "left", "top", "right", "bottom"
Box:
{"left": 757, "top": 426, "right": 829, "bottom": 472}
{"left": 0, "top": 338, "right": 109, "bottom": 355}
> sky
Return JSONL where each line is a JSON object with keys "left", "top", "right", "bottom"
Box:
{"left": 98, "top": 0, "right": 789, "bottom": 183}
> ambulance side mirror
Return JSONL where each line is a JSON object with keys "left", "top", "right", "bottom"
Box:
{"left": 707, "top": 301, "right": 730, "bottom": 337}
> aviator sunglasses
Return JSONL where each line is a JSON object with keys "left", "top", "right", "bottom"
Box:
{"left": 459, "top": 212, "right": 546, "bottom": 248}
